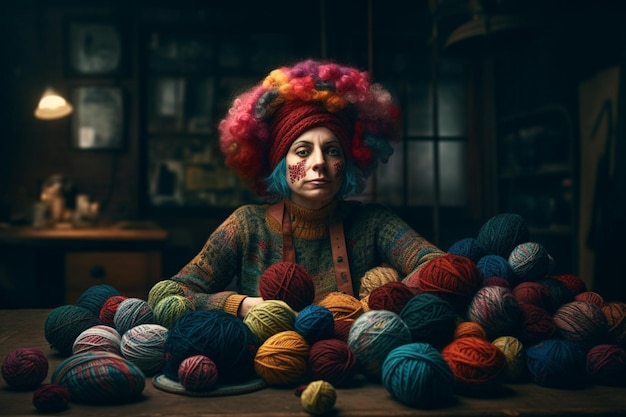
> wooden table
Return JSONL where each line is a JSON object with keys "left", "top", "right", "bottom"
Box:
{"left": 2, "top": 309, "right": 626, "bottom": 417}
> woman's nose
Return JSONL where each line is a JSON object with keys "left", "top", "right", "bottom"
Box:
{"left": 310, "top": 148, "right": 326, "bottom": 171}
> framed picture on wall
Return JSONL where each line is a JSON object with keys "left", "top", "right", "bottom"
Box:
{"left": 65, "top": 21, "right": 125, "bottom": 77}
{"left": 71, "top": 86, "right": 124, "bottom": 150}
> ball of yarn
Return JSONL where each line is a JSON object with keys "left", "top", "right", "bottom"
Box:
{"left": 476, "top": 254, "right": 516, "bottom": 285}
{"left": 367, "top": 281, "right": 415, "bottom": 314}
{"left": 508, "top": 242, "right": 551, "bottom": 282}
{"left": 99, "top": 295, "right": 128, "bottom": 326}
{"left": 254, "top": 330, "right": 309, "bottom": 386}
{"left": 147, "top": 280, "right": 185, "bottom": 309}
{"left": 44, "top": 304, "right": 102, "bottom": 356}
{"left": 467, "top": 286, "right": 520, "bottom": 340}
{"left": 553, "top": 300, "right": 609, "bottom": 349}
{"left": 552, "top": 273, "right": 587, "bottom": 296}
{"left": 316, "top": 292, "right": 363, "bottom": 321}
{"left": 476, "top": 212, "right": 529, "bottom": 258}
{"left": 454, "top": 321, "right": 487, "bottom": 340}
{"left": 525, "top": 338, "right": 586, "bottom": 388}
{"left": 32, "top": 384, "right": 70, "bottom": 413}
{"left": 153, "top": 294, "right": 195, "bottom": 329}
{"left": 178, "top": 355, "right": 219, "bottom": 392}
{"left": 114, "top": 297, "right": 155, "bottom": 336}
{"left": 120, "top": 323, "right": 169, "bottom": 376}
{"left": 403, "top": 253, "right": 482, "bottom": 314}
{"left": 575, "top": 291, "right": 605, "bottom": 308}
{"left": 1, "top": 347, "right": 48, "bottom": 390}
{"left": 399, "top": 293, "right": 457, "bottom": 349}
{"left": 76, "top": 284, "right": 121, "bottom": 316}
{"left": 333, "top": 320, "right": 353, "bottom": 342}
{"left": 347, "top": 310, "right": 412, "bottom": 381}
{"left": 447, "top": 237, "right": 488, "bottom": 263}
{"left": 72, "top": 325, "right": 122, "bottom": 355}
{"left": 601, "top": 301, "right": 626, "bottom": 347}
{"left": 294, "top": 305, "right": 335, "bottom": 344}
{"left": 481, "top": 276, "right": 511, "bottom": 289}
{"left": 308, "top": 338, "right": 357, "bottom": 387}
{"left": 258, "top": 261, "right": 315, "bottom": 311}
{"left": 586, "top": 344, "right": 626, "bottom": 386}
{"left": 299, "top": 380, "right": 336, "bottom": 415}
{"left": 243, "top": 299, "right": 296, "bottom": 344}
{"left": 516, "top": 303, "right": 555, "bottom": 345}
{"left": 51, "top": 351, "right": 145, "bottom": 404}
{"left": 512, "top": 281, "right": 553, "bottom": 311}
{"left": 441, "top": 336, "right": 508, "bottom": 392}
{"left": 359, "top": 265, "right": 400, "bottom": 299}
{"left": 492, "top": 336, "right": 526, "bottom": 382}
{"left": 536, "top": 277, "right": 574, "bottom": 313}
{"left": 164, "top": 310, "right": 259, "bottom": 384}
{"left": 382, "top": 342, "right": 455, "bottom": 407}
{"left": 360, "top": 296, "right": 370, "bottom": 312}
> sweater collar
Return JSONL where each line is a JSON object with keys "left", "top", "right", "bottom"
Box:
{"left": 284, "top": 199, "right": 337, "bottom": 239}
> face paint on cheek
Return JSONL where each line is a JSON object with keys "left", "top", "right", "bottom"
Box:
{"left": 333, "top": 161, "right": 345, "bottom": 179}
{"left": 288, "top": 160, "right": 307, "bottom": 183}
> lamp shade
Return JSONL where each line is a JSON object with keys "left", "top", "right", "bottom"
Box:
{"left": 34, "top": 88, "right": 73, "bottom": 120}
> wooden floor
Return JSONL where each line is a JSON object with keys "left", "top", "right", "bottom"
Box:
{"left": 2, "top": 309, "right": 626, "bottom": 417}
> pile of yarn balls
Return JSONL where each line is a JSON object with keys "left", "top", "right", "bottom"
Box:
{"left": 4, "top": 211, "right": 626, "bottom": 413}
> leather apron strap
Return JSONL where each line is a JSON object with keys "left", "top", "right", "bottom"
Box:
{"left": 267, "top": 201, "right": 353, "bottom": 295}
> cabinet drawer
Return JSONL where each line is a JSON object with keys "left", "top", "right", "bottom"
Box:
{"left": 65, "top": 251, "right": 161, "bottom": 304}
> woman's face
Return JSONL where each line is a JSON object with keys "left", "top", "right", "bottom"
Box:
{"left": 285, "top": 126, "right": 345, "bottom": 210}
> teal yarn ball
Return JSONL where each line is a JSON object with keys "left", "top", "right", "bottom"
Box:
{"left": 76, "top": 284, "right": 121, "bottom": 316}
{"left": 164, "top": 310, "right": 259, "bottom": 384}
{"left": 44, "top": 305, "right": 102, "bottom": 357}
{"left": 243, "top": 299, "right": 296, "bottom": 344}
{"left": 508, "top": 242, "right": 551, "bottom": 282}
{"left": 399, "top": 293, "right": 457, "bottom": 350}
{"left": 526, "top": 338, "right": 586, "bottom": 388}
{"left": 347, "top": 310, "right": 412, "bottom": 381}
{"left": 477, "top": 212, "right": 530, "bottom": 259}
{"left": 51, "top": 352, "right": 145, "bottom": 404}
{"left": 120, "top": 323, "right": 169, "bottom": 376}
{"left": 153, "top": 294, "right": 195, "bottom": 329}
{"left": 72, "top": 325, "right": 122, "bottom": 356}
{"left": 113, "top": 298, "right": 155, "bottom": 336}
{"left": 382, "top": 342, "right": 455, "bottom": 408}
{"left": 294, "top": 304, "right": 335, "bottom": 344}
{"left": 448, "top": 237, "right": 488, "bottom": 263}
{"left": 467, "top": 286, "right": 521, "bottom": 340}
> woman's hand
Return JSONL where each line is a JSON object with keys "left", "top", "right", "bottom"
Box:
{"left": 237, "top": 296, "right": 264, "bottom": 319}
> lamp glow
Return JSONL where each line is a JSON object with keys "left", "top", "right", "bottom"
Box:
{"left": 34, "top": 88, "right": 73, "bottom": 120}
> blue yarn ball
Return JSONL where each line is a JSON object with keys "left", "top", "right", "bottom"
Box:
{"left": 526, "top": 338, "right": 587, "bottom": 388}
{"left": 51, "top": 352, "right": 145, "bottom": 404}
{"left": 477, "top": 213, "right": 530, "bottom": 259}
{"left": 294, "top": 305, "right": 335, "bottom": 344}
{"left": 164, "top": 310, "right": 259, "bottom": 384}
{"left": 76, "top": 284, "right": 121, "bottom": 316}
{"left": 399, "top": 293, "right": 457, "bottom": 349}
{"left": 382, "top": 342, "right": 455, "bottom": 408}
{"left": 447, "top": 237, "right": 488, "bottom": 263}
{"left": 113, "top": 298, "right": 155, "bottom": 336}
{"left": 476, "top": 254, "right": 516, "bottom": 285}
{"left": 347, "top": 310, "right": 412, "bottom": 381}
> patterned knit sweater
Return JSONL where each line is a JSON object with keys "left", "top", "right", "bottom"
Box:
{"left": 170, "top": 199, "right": 444, "bottom": 315}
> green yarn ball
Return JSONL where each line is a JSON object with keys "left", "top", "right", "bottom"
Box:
{"left": 44, "top": 305, "right": 102, "bottom": 357}
{"left": 243, "top": 300, "right": 296, "bottom": 344}
{"left": 147, "top": 280, "right": 185, "bottom": 309}
{"left": 153, "top": 295, "right": 195, "bottom": 329}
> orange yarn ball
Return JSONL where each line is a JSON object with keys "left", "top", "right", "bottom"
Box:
{"left": 454, "top": 321, "right": 487, "bottom": 340}
{"left": 441, "top": 336, "right": 508, "bottom": 392}
{"left": 602, "top": 301, "right": 626, "bottom": 347}
{"left": 254, "top": 330, "right": 309, "bottom": 386}
{"left": 315, "top": 292, "right": 364, "bottom": 321}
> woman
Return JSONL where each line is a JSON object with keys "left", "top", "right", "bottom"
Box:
{"left": 167, "top": 59, "right": 444, "bottom": 318}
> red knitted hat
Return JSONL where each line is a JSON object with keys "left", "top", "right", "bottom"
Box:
{"left": 269, "top": 101, "right": 353, "bottom": 170}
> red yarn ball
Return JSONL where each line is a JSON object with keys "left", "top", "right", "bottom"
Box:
{"left": 552, "top": 273, "right": 587, "bottom": 296}
{"left": 404, "top": 253, "right": 482, "bottom": 313}
{"left": 178, "top": 355, "right": 219, "bottom": 392}
{"left": 333, "top": 320, "right": 353, "bottom": 342}
{"left": 516, "top": 302, "right": 556, "bottom": 345}
{"left": 512, "top": 281, "right": 553, "bottom": 311}
{"left": 99, "top": 295, "right": 128, "bottom": 326}
{"left": 441, "top": 336, "right": 508, "bottom": 392}
{"left": 308, "top": 338, "right": 357, "bottom": 387}
{"left": 32, "top": 384, "right": 70, "bottom": 413}
{"left": 586, "top": 344, "right": 626, "bottom": 386}
{"left": 1, "top": 347, "right": 48, "bottom": 390}
{"left": 575, "top": 291, "right": 605, "bottom": 308}
{"left": 367, "top": 281, "right": 415, "bottom": 314}
{"left": 481, "top": 276, "right": 511, "bottom": 289}
{"left": 258, "top": 262, "right": 315, "bottom": 311}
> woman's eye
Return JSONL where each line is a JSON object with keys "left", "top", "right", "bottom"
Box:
{"left": 326, "top": 147, "right": 341, "bottom": 156}
{"left": 295, "top": 148, "right": 310, "bottom": 157}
